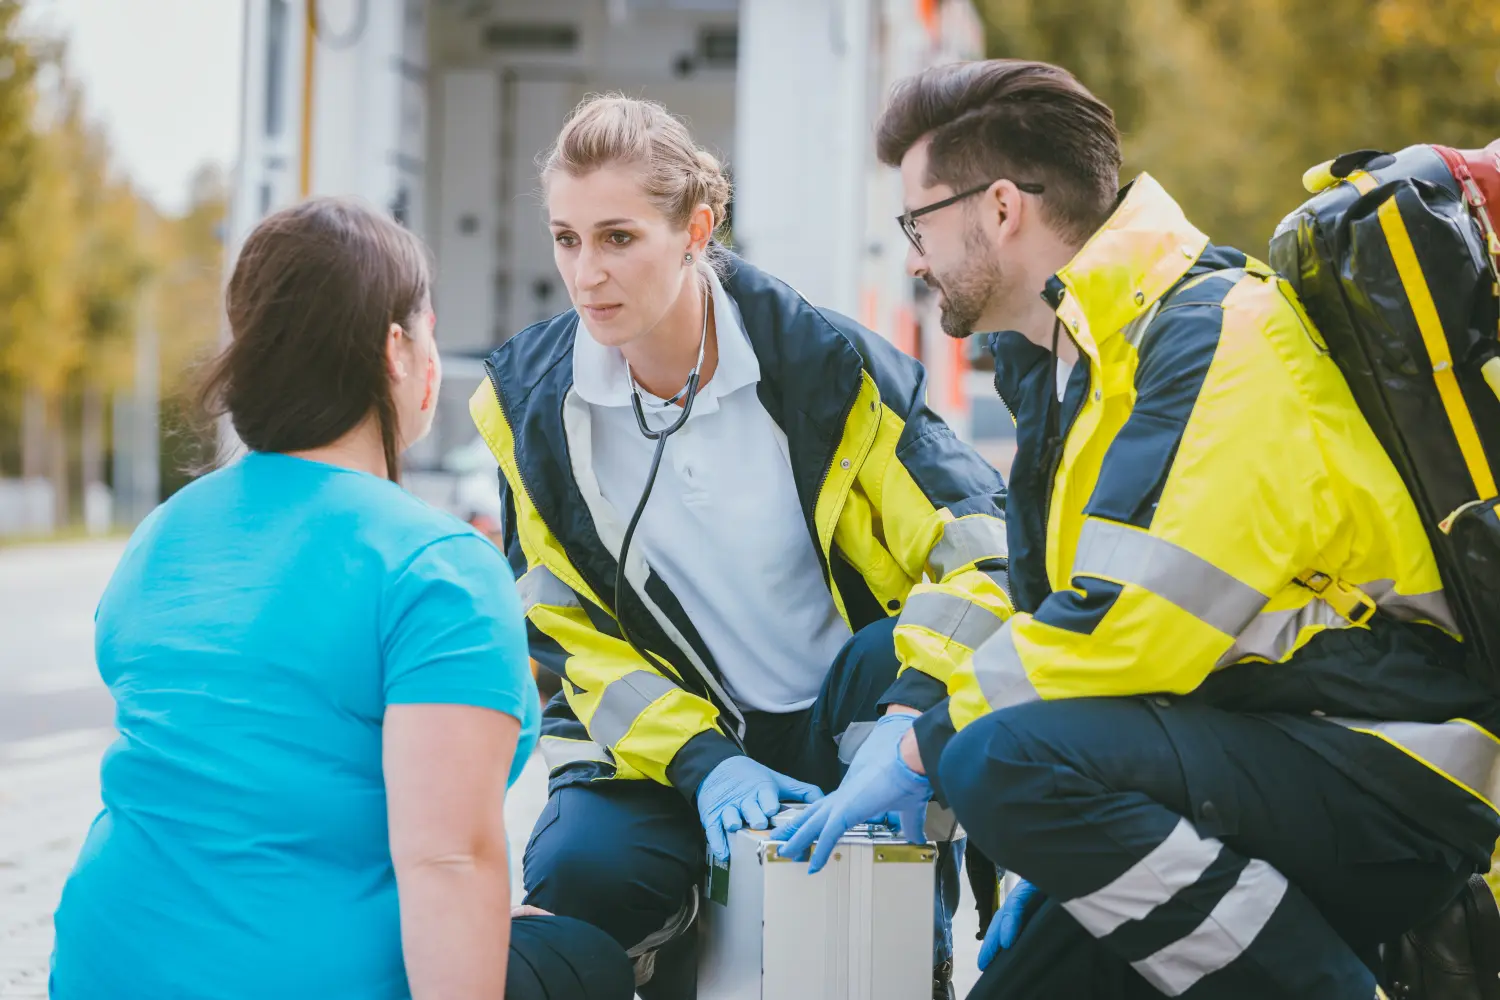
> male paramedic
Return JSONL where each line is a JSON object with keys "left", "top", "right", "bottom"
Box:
{"left": 472, "top": 92, "right": 1009, "bottom": 1000}
{"left": 777, "top": 58, "right": 1500, "bottom": 999}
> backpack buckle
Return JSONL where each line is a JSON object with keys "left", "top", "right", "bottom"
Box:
{"left": 1297, "top": 570, "right": 1379, "bottom": 626}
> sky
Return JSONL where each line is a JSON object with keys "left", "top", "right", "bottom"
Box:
{"left": 21, "top": 0, "right": 244, "bottom": 215}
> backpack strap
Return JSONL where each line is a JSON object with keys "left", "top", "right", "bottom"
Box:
{"left": 1462, "top": 874, "right": 1500, "bottom": 1000}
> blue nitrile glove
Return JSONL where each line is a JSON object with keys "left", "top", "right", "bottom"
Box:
{"left": 771, "top": 713, "right": 930, "bottom": 874}
{"left": 696, "top": 756, "right": 823, "bottom": 862}
{"left": 980, "top": 879, "right": 1044, "bottom": 970}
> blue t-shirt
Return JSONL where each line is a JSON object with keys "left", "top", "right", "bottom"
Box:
{"left": 50, "top": 452, "right": 539, "bottom": 999}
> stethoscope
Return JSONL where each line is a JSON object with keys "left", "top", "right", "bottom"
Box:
{"left": 613, "top": 277, "right": 711, "bottom": 670}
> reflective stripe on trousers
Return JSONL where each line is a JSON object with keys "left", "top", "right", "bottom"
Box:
{"left": 1061, "top": 817, "right": 1288, "bottom": 996}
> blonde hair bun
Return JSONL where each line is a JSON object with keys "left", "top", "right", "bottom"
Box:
{"left": 541, "top": 94, "right": 732, "bottom": 236}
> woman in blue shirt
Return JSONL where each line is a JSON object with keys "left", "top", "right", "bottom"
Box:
{"left": 49, "top": 198, "right": 633, "bottom": 1000}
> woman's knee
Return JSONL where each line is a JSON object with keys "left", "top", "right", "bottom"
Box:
{"left": 507, "top": 914, "right": 635, "bottom": 1000}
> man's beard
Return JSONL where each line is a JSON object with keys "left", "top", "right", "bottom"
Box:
{"left": 929, "top": 227, "right": 1005, "bottom": 340}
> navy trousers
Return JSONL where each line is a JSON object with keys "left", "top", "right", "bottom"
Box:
{"left": 522, "top": 618, "right": 961, "bottom": 1000}
{"left": 942, "top": 697, "right": 1476, "bottom": 999}
{"left": 506, "top": 914, "right": 635, "bottom": 1000}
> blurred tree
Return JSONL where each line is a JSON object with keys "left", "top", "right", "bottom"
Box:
{"left": 155, "top": 161, "right": 228, "bottom": 499}
{"left": 976, "top": 0, "right": 1500, "bottom": 254}
{"left": 3, "top": 74, "right": 85, "bottom": 521}
{"left": 0, "top": 24, "right": 151, "bottom": 526}
{"left": 68, "top": 101, "right": 152, "bottom": 513}
{"left": 0, "top": 0, "right": 40, "bottom": 479}
{"left": 156, "top": 163, "right": 227, "bottom": 395}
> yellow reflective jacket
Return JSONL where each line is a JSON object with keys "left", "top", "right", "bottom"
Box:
{"left": 904, "top": 176, "right": 1500, "bottom": 855}
{"left": 469, "top": 254, "right": 1008, "bottom": 797}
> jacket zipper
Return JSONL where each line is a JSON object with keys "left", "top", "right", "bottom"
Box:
{"left": 810, "top": 380, "right": 867, "bottom": 610}
{"left": 1039, "top": 315, "right": 1090, "bottom": 526}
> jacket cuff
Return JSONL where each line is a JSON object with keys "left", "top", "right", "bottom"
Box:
{"left": 878, "top": 669, "right": 949, "bottom": 715}
{"left": 913, "top": 699, "right": 960, "bottom": 807}
{"left": 666, "top": 729, "right": 743, "bottom": 803}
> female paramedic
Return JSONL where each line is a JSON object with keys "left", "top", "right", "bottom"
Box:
{"left": 49, "top": 198, "right": 633, "bottom": 1000}
{"left": 468, "top": 94, "right": 1010, "bottom": 1000}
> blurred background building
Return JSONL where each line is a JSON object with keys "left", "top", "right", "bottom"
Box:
{"left": 228, "top": 0, "right": 989, "bottom": 522}
{"left": 1, "top": 0, "right": 1496, "bottom": 538}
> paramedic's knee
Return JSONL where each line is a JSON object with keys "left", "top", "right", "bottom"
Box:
{"left": 938, "top": 711, "right": 1047, "bottom": 870}
{"left": 523, "top": 798, "right": 698, "bottom": 949}
{"left": 817, "top": 617, "right": 902, "bottom": 737}
{"left": 826, "top": 616, "right": 901, "bottom": 693}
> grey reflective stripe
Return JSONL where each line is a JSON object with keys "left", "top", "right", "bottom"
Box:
{"left": 898, "top": 592, "right": 1007, "bottom": 650}
{"left": 1122, "top": 299, "right": 1163, "bottom": 350}
{"left": 836, "top": 720, "right": 878, "bottom": 764}
{"left": 589, "top": 670, "right": 680, "bottom": 749}
{"left": 1063, "top": 818, "right": 1223, "bottom": 938}
{"left": 1130, "top": 858, "right": 1288, "bottom": 996}
{"left": 1360, "top": 579, "right": 1461, "bottom": 634}
{"left": 929, "top": 516, "right": 1008, "bottom": 580}
{"left": 539, "top": 736, "right": 611, "bottom": 771}
{"left": 627, "top": 892, "right": 700, "bottom": 987}
{"left": 1216, "top": 599, "right": 1346, "bottom": 667}
{"left": 1072, "top": 519, "right": 1267, "bottom": 636}
{"left": 1331, "top": 718, "right": 1500, "bottom": 805}
{"left": 518, "top": 565, "right": 580, "bottom": 612}
{"left": 971, "top": 621, "right": 1040, "bottom": 711}
{"left": 924, "top": 801, "right": 964, "bottom": 842}
{"left": 1218, "top": 582, "right": 1459, "bottom": 669}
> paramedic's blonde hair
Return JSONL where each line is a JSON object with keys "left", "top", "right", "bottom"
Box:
{"left": 541, "top": 94, "right": 732, "bottom": 246}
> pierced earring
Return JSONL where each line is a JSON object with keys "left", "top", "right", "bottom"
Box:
{"left": 684, "top": 253, "right": 694, "bottom": 264}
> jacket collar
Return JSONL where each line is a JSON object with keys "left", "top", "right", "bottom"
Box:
{"left": 1050, "top": 173, "right": 1211, "bottom": 353}
{"left": 487, "top": 249, "right": 866, "bottom": 511}
{"left": 490, "top": 250, "right": 858, "bottom": 420}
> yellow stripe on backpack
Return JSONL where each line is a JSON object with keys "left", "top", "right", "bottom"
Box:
{"left": 1376, "top": 197, "right": 1498, "bottom": 500}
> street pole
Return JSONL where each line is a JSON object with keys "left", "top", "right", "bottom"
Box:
{"left": 114, "top": 279, "right": 159, "bottom": 529}
{"left": 133, "top": 284, "right": 160, "bottom": 523}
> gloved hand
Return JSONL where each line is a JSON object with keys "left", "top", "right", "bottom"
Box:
{"left": 771, "top": 713, "right": 930, "bottom": 874}
{"left": 979, "top": 879, "right": 1044, "bottom": 970}
{"left": 696, "top": 756, "right": 823, "bottom": 862}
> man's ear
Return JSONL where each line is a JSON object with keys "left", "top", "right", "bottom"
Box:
{"left": 987, "top": 180, "right": 1028, "bottom": 241}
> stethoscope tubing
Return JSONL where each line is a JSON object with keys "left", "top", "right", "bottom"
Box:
{"left": 613, "top": 277, "right": 712, "bottom": 683}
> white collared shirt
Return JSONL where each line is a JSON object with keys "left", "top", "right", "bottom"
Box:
{"left": 568, "top": 268, "right": 852, "bottom": 713}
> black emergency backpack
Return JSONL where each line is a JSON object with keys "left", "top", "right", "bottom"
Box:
{"left": 1268, "top": 141, "right": 1500, "bottom": 689}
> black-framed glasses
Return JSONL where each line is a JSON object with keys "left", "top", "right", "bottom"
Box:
{"left": 896, "top": 179, "right": 1046, "bottom": 256}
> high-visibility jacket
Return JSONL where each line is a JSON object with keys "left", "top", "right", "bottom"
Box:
{"left": 905, "top": 174, "right": 1500, "bottom": 860}
{"left": 469, "top": 253, "right": 1008, "bottom": 798}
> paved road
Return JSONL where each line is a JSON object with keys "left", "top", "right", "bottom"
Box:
{"left": 0, "top": 540, "right": 119, "bottom": 751}
{"left": 0, "top": 538, "right": 981, "bottom": 997}
{"left": 0, "top": 539, "right": 123, "bottom": 998}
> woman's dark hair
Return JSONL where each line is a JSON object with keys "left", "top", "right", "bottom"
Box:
{"left": 200, "top": 197, "right": 431, "bottom": 482}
